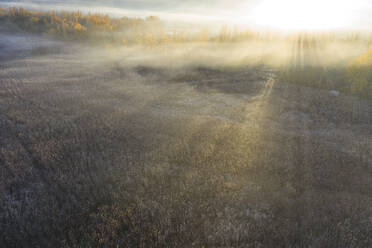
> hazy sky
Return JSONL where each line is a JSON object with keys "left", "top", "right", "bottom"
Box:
{"left": 0, "top": 0, "right": 371, "bottom": 30}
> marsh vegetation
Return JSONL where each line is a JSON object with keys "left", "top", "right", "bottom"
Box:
{"left": 0, "top": 8, "right": 371, "bottom": 248}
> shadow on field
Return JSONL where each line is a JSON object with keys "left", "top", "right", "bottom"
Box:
{"left": 128, "top": 64, "right": 272, "bottom": 96}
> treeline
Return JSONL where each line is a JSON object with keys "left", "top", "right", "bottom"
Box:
{"left": 3, "top": 7, "right": 372, "bottom": 47}
{"left": 0, "top": 7, "right": 164, "bottom": 45}
{"left": 0, "top": 7, "right": 263, "bottom": 46}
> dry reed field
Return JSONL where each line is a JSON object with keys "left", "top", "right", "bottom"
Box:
{"left": 0, "top": 7, "right": 371, "bottom": 248}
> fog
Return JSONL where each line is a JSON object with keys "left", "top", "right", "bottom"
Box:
{"left": 1, "top": 0, "right": 372, "bottom": 30}
{"left": 0, "top": 32, "right": 370, "bottom": 169}
{"left": 1, "top": 8, "right": 372, "bottom": 243}
{"left": 1, "top": 32, "right": 370, "bottom": 161}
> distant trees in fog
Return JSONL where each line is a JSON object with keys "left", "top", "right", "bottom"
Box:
{"left": 0, "top": 7, "right": 276, "bottom": 46}
{"left": 1, "top": 8, "right": 165, "bottom": 44}
{"left": 2, "top": 7, "right": 372, "bottom": 48}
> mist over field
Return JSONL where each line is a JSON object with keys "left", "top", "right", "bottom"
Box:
{"left": 1, "top": 0, "right": 372, "bottom": 29}
{"left": 0, "top": 2, "right": 372, "bottom": 248}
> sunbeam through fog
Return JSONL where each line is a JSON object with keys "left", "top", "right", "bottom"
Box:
{"left": 0, "top": 1, "right": 371, "bottom": 247}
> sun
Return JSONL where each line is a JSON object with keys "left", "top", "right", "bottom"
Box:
{"left": 241, "top": 0, "right": 353, "bottom": 31}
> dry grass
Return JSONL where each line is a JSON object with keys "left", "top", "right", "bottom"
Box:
{"left": 0, "top": 33, "right": 371, "bottom": 247}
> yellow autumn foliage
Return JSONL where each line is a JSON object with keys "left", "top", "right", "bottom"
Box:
{"left": 31, "top": 17, "right": 40, "bottom": 23}
{"left": 346, "top": 50, "right": 372, "bottom": 96}
{"left": 74, "top": 23, "right": 86, "bottom": 32}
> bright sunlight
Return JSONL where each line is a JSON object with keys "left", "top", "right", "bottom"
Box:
{"left": 245, "top": 0, "right": 354, "bottom": 31}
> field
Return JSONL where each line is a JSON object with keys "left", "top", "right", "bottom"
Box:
{"left": 0, "top": 9, "right": 372, "bottom": 248}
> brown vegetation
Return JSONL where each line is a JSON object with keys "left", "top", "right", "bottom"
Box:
{"left": 0, "top": 7, "right": 371, "bottom": 248}
{"left": 0, "top": 50, "right": 371, "bottom": 247}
